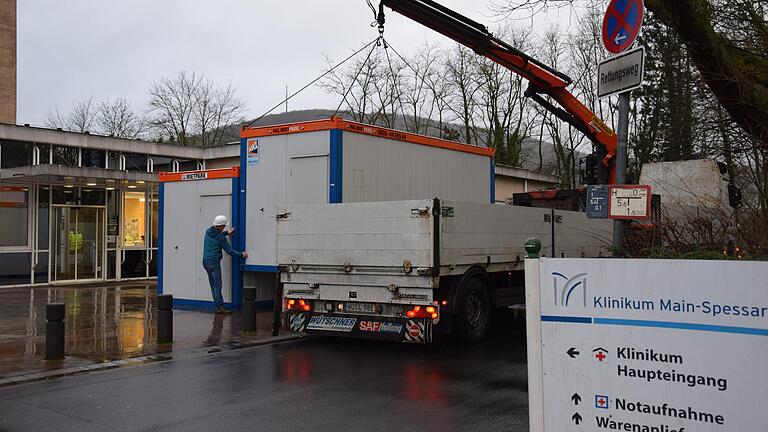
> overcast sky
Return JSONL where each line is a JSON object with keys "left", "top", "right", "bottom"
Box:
{"left": 17, "top": 0, "right": 575, "bottom": 126}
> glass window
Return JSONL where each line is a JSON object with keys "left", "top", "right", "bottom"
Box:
{"left": 52, "top": 186, "right": 78, "bottom": 205}
{"left": 0, "top": 186, "right": 30, "bottom": 247}
{"left": 107, "top": 189, "right": 120, "bottom": 249}
{"left": 0, "top": 252, "right": 31, "bottom": 285}
{"left": 107, "top": 151, "right": 120, "bottom": 170}
{"left": 123, "top": 191, "right": 146, "bottom": 247}
{"left": 151, "top": 190, "right": 159, "bottom": 246}
{"left": 107, "top": 250, "right": 117, "bottom": 279}
{"left": 149, "top": 249, "right": 158, "bottom": 277}
{"left": 37, "top": 186, "right": 50, "bottom": 250}
{"left": 34, "top": 252, "right": 49, "bottom": 284}
{"left": 124, "top": 153, "right": 148, "bottom": 172}
{"left": 36, "top": 144, "right": 51, "bottom": 164}
{"left": 176, "top": 159, "right": 198, "bottom": 172}
{"left": 1, "top": 140, "right": 33, "bottom": 169}
{"left": 80, "top": 188, "right": 106, "bottom": 206}
{"left": 52, "top": 146, "right": 79, "bottom": 167}
{"left": 151, "top": 156, "right": 174, "bottom": 173}
{"left": 81, "top": 149, "right": 106, "bottom": 169}
{"left": 121, "top": 250, "right": 147, "bottom": 278}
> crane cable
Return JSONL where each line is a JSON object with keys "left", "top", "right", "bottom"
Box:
{"left": 333, "top": 37, "right": 382, "bottom": 116}
{"left": 244, "top": 37, "right": 380, "bottom": 129}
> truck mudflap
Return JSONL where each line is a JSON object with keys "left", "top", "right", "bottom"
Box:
{"left": 286, "top": 312, "right": 432, "bottom": 344}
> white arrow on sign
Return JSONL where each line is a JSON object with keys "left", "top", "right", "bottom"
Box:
{"left": 614, "top": 33, "right": 627, "bottom": 45}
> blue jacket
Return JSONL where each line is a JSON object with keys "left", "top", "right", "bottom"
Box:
{"left": 202, "top": 226, "right": 242, "bottom": 263}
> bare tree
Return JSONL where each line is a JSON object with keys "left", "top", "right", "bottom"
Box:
{"left": 97, "top": 98, "right": 143, "bottom": 139}
{"left": 147, "top": 71, "right": 201, "bottom": 146}
{"left": 444, "top": 45, "right": 483, "bottom": 145}
{"left": 147, "top": 71, "right": 245, "bottom": 147}
{"left": 194, "top": 80, "right": 246, "bottom": 147}
{"left": 45, "top": 97, "right": 97, "bottom": 133}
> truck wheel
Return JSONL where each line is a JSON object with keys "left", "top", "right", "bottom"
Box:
{"left": 455, "top": 277, "right": 491, "bottom": 343}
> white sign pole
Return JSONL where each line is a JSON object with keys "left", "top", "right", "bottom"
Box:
{"left": 525, "top": 257, "right": 545, "bottom": 432}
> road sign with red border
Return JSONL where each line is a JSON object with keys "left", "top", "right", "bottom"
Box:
{"left": 602, "top": 0, "right": 644, "bottom": 54}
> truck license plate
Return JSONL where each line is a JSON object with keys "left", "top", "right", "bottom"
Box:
{"left": 344, "top": 302, "right": 375, "bottom": 313}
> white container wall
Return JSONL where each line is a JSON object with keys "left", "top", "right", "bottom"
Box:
{"left": 240, "top": 118, "right": 495, "bottom": 271}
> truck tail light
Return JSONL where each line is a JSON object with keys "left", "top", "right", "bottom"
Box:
{"left": 405, "top": 305, "right": 438, "bottom": 320}
{"left": 287, "top": 299, "right": 312, "bottom": 312}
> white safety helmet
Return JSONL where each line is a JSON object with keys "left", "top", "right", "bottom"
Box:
{"left": 213, "top": 215, "right": 228, "bottom": 227}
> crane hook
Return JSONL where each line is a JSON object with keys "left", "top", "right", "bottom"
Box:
{"left": 377, "top": 1, "right": 386, "bottom": 37}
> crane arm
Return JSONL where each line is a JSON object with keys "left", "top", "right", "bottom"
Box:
{"left": 378, "top": 0, "right": 618, "bottom": 184}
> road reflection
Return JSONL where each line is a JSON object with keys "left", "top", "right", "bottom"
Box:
{"left": 402, "top": 362, "right": 449, "bottom": 404}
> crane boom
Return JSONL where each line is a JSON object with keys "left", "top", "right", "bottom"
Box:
{"left": 379, "top": 0, "right": 618, "bottom": 184}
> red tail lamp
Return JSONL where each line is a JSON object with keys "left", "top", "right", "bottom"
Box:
{"left": 405, "top": 305, "right": 438, "bottom": 320}
{"left": 287, "top": 299, "right": 312, "bottom": 312}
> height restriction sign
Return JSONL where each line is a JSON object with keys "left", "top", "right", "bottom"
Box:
{"left": 602, "top": 0, "right": 644, "bottom": 54}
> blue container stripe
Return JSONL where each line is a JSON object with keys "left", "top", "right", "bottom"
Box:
{"left": 490, "top": 159, "right": 496, "bottom": 204}
{"left": 593, "top": 318, "right": 768, "bottom": 337}
{"left": 157, "top": 183, "right": 165, "bottom": 295}
{"left": 231, "top": 177, "right": 242, "bottom": 309}
{"left": 244, "top": 265, "right": 280, "bottom": 273}
{"left": 239, "top": 137, "right": 248, "bottom": 254}
{"left": 541, "top": 315, "right": 593, "bottom": 324}
{"left": 329, "top": 129, "right": 343, "bottom": 203}
{"left": 173, "top": 298, "right": 232, "bottom": 311}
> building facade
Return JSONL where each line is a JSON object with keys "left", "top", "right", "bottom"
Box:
{"left": 494, "top": 164, "right": 560, "bottom": 203}
{"left": 0, "top": 123, "right": 236, "bottom": 287}
{"left": 0, "top": 0, "right": 16, "bottom": 124}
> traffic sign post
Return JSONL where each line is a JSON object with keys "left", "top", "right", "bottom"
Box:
{"left": 600, "top": 0, "right": 645, "bottom": 255}
{"left": 602, "top": 0, "right": 644, "bottom": 54}
{"left": 598, "top": 46, "right": 645, "bottom": 99}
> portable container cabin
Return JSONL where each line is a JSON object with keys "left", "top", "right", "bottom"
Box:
{"left": 158, "top": 167, "right": 242, "bottom": 308}
{"left": 239, "top": 117, "right": 495, "bottom": 306}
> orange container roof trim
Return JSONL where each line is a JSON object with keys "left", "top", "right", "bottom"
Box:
{"left": 159, "top": 166, "right": 240, "bottom": 183}
{"left": 241, "top": 117, "right": 495, "bottom": 158}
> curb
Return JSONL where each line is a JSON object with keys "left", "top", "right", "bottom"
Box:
{"left": 0, "top": 333, "right": 306, "bottom": 388}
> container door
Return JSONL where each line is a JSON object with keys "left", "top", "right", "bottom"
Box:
{"left": 198, "top": 194, "right": 232, "bottom": 304}
{"left": 287, "top": 155, "right": 328, "bottom": 205}
{"left": 162, "top": 182, "right": 198, "bottom": 300}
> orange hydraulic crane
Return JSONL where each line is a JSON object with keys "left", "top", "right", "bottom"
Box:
{"left": 378, "top": 0, "right": 618, "bottom": 184}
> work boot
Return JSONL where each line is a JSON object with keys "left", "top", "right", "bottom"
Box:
{"left": 215, "top": 307, "right": 231, "bottom": 315}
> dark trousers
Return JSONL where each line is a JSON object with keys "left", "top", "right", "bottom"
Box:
{"left": 203, "top": 260, "right": 224, "bottom": 309}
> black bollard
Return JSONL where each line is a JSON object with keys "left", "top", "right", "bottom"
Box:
{"left": 242, "top": 287, "right": 257, "bottom": 332}
{"left": 158, "top": 294, "right": 173, "bottom": 344}
{"left": 45, "top": 303, "right": 66, "bottom": 360}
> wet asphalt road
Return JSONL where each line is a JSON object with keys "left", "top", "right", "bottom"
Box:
{"left": 0, "top": 312, "right": 529, "bottom": 432}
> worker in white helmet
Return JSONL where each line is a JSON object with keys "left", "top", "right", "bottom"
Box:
{"left": 202, "top": 215, "right": 248, "bottom": 314}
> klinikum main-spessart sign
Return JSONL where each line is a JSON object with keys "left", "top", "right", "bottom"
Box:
{"left": 598, "top": 46, "right": 645, "bottom": 98}
{"left": 525, "top": 258, "right": 768, "bottom": 432}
